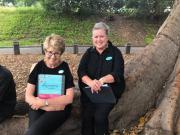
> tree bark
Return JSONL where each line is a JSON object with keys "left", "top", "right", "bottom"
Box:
{"left": 176, "top": 117, "right": 180, "bottom": 134}
{"left": 143, "top": 53, "right": 180, "bottom": 135}
{"left": 109, "top": 0, "right": 180, "bottom": 132}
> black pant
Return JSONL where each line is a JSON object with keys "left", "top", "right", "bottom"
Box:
{"left": 0, "top": 104, "right": 15, "bottom": 123}
{"left": 25, "top": 106, "right": 71, "bottom": 135}
{"left": 81, "top": 103, "right": 114, "bottom": 135}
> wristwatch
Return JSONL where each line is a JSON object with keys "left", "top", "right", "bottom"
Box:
{"left": 45, "top": 99, "right": 49, "bottom": 106}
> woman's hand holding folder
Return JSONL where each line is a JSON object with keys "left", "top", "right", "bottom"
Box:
{"left": 29, "top": 97, "right": 45, "bottom": 110}
{"left": 88, "top": 79, "right": 102, "bottom": 93}
{"left": 82, "top": 75, "right": 114, "bottom": 94}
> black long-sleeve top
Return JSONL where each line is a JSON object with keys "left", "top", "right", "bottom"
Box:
{"left": 77, "top": 41, "right": 125, "bottom": 103}
{"left": 0, "top": 65, "right": 16, "bottom": 115}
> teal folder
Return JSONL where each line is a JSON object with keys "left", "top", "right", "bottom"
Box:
{"left": 38, "top": 74, "right": 65, "bottom": 99}
{"left": 82, "top": 84, "right": 116, "bottom": 103}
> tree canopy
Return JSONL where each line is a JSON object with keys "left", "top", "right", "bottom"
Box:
{"left": 37, "top": 0, "right": 173, "bottom": 18}
{"left": 0, "top": 0, "right": 174, "bottom": 18}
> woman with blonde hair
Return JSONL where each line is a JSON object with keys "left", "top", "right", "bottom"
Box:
{"left": 25, "top": 34, "right": 74, "bottom": 135}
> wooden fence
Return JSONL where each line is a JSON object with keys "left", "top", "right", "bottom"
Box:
{"left": 11, "top": 41, "right": 137, "bottom": 55}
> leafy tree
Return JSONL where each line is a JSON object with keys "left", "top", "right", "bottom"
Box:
{"left": 38, "top": 0, "right": 122, "bottom": 16}
{"left": 15, "top": 0, "right": 37, "bottom": 6}
{"left": 0, "top": 0, "right": 16, "bottom": 5}
{"left": 124, "top": 0, "right": 173, "bottom": 18}
{"left": 38, "top": 0, "right": 173, "bottom": 18}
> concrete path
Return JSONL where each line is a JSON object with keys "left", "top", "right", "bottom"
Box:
{"left": 0, "top": 46, "right": 144, "bottom": 54}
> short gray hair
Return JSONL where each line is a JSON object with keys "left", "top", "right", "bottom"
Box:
{"left": 92, "top": 22, "right": 110, "bottom": 35}
{"left": 43, "top": 34, "right": 65, "bottom": 54}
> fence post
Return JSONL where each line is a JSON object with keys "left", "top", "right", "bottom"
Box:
{"left": 41, "top": 43, "right": 45, "bottom": 55}
{"left": 13, "top": 40, "right": 20, "bottom": 55}
{"left": 125, "top": 43, "right": 131, "bottom": 54}
{"left": 73, "top": 44, "right": 78, "bottom": 54}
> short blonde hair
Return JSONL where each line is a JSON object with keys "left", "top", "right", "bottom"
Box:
{"left": 43, "top": 34, "right": 65, "bottom": 54}
{"left": 92, "top": 22, "right": 110, "bottom": 35}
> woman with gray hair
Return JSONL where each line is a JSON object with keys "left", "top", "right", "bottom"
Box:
{"left": 25, "top": 34, "right": 74, "bottom": 135}
{"left": 78, "top": 22, "right": 125, "bottom": 135}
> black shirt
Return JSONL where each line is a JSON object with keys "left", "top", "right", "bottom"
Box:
{"left": 78, "top": 41, "right": 125, "bottom": 103}
{"left": 28, "top": 60, "right": 75, "bottom": 97}
{"left": 0, "top": 65, "right": 16, "bottom": 115}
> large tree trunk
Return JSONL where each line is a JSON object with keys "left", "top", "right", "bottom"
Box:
{"left": 109, "top": 0, "right": 180, "bottom": 134}
{"left": 143, "top": 53, "right": 180, "bottom": 135}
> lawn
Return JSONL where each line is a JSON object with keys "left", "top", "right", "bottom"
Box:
{"left": 0, "top": 7, "right": 159, "bottom": 47}
{"left": 0, "top": 7, "right": 95, "bottom": 47}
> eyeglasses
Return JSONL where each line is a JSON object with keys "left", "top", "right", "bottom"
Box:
{"left": 45, "top": 50, "right": 61, "bottom": 57}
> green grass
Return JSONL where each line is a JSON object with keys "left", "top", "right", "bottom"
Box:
{"left": 144, "top": 23, "right": 159, "bottom": 45}
{"left": 144, "top": 33, "right": 154, "bottom": 45}
{"left": 0, "top": 7, "right": 159, "bottom": 47}
{"left": 0, "top": 7, "right": 96, "bottom": 47}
